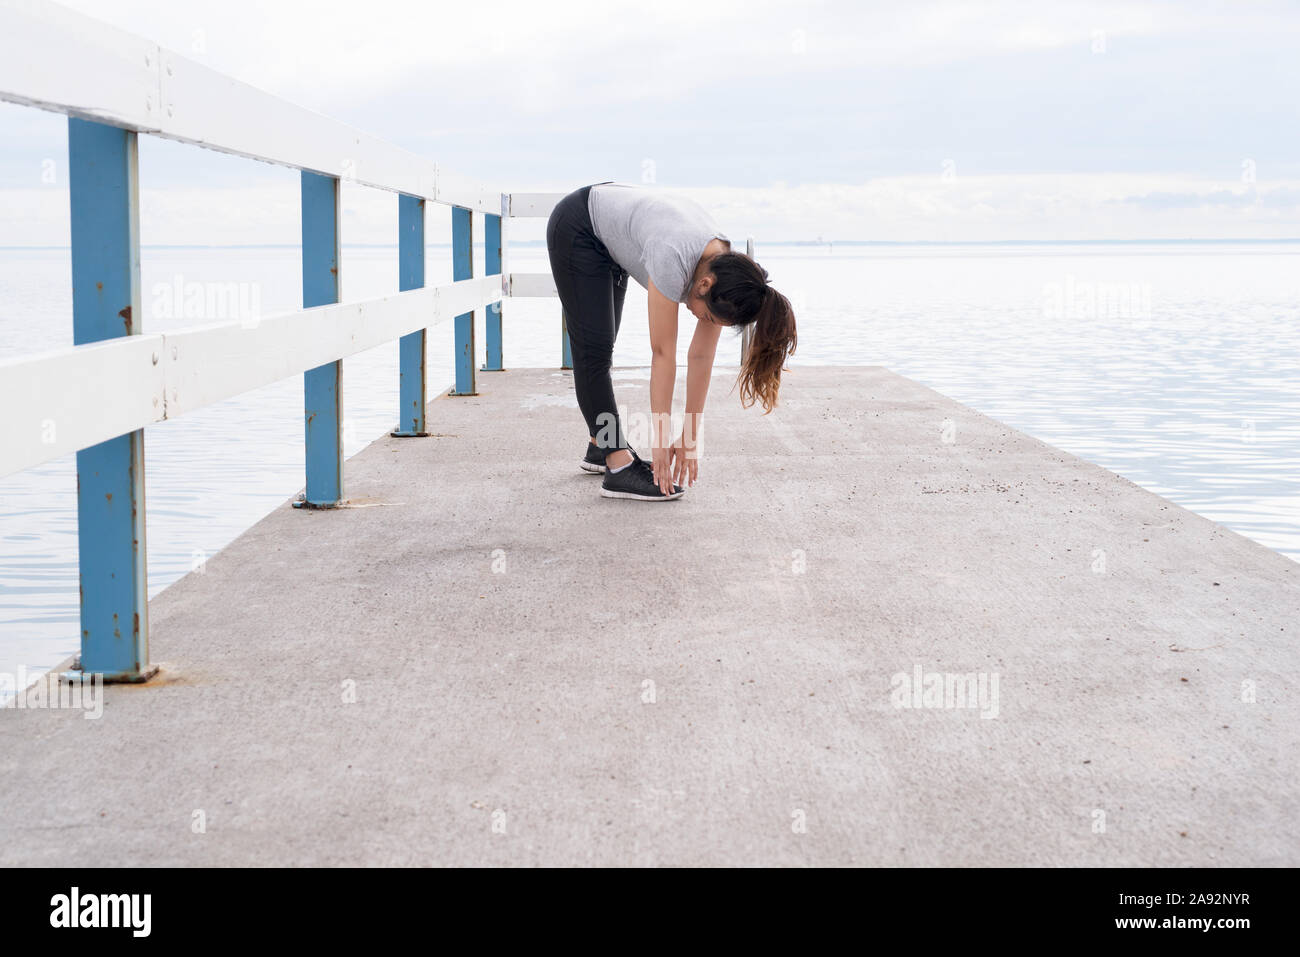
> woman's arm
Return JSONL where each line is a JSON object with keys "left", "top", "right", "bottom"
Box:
{"left": 646, "top": 280, "right": 678, "bottom": 495}
{"left": 676, "top": 316, "right": 723, "bottom": 487}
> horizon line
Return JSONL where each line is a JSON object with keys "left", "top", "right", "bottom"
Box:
{"left": 4, "top": 238, "right": 1300, "bottom": 251}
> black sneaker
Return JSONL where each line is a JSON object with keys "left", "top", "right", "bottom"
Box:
{"left": 600, "top": 456, "right": 685, "bottom": 501}
{"left": 581, "top": 442, "right": 608, "bottom": 473}
{"left": 580, "top": 442, "right": 639, "bottom": 474}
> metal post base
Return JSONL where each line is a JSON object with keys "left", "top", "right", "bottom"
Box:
{"left": 292, "top": 494, "right": 341, "bottom": 510}
{"left": 62, "top": 664, "right": 159, "bottom": 684}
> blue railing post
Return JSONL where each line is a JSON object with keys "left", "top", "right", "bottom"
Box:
{"left": 393, "top": 195, "right": 428, "bottom": 435}
{"left": 67, "top": 117, "right": 155, "bottom": 682}
{"left": 482, "top": 210, "right": 503, "bottom": 371}
{"left": 297, "top": 171, "right": 343, "bottom": 507}
{"left": 561, "top": 311, "right": 573, "bottom": 370}
{"left": 450, "top": 206, "right": 477, "bottom": 395}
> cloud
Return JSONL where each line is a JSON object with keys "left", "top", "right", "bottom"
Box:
{"left": 8, "top": 173, "right": 1300, "bottom": 246}
{"left": 663, "top": 174, "right": 1300, "bottom": 241}
{"left": 5, "top": 1, "right": 1300, "bottom": 242}
{"left": 1117, "top": 186, "right": 1300, "bottom": 211}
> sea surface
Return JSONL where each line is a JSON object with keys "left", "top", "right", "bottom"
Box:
{"left": 2, "top": 241, "right": 1298, "bottom": 684}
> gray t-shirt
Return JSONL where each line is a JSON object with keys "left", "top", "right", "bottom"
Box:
{"left": 587, "top": 184, "right": 729, "bottom": 303}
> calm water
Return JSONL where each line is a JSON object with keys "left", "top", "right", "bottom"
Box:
{"left": 2, "top": 242, "right": 1298, "bottom": 682}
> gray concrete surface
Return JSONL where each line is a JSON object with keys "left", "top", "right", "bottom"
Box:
{"left": 2, "top": 365, "right": 1297, "bottom": 866}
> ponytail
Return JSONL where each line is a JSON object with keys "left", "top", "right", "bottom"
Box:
{"left": 738, "top": 285, "right": 797, "bottom": 414}
{"left": 703, "top": 252, "right": 797, "bottom": 414}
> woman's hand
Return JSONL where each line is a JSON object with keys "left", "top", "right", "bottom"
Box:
{"left": 650, "top": 445, "right": 675, "bottom": 496}
{"left": 671, "top": 434, "right": 699, "bottom": 488}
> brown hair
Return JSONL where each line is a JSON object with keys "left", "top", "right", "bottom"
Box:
{"left": 703, "top": 252, "right": 797, "bottom": 414}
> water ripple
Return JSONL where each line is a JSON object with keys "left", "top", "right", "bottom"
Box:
{"left": 2, "top": 243, "right": 1297, "bottom": 678}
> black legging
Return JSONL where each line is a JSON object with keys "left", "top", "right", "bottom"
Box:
{"left": 546, "top": 183, "right": 630, "bottom": 460}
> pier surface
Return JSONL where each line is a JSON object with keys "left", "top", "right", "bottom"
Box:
{"left": 2, "top": 366, "right": 1297, "bottom": 866}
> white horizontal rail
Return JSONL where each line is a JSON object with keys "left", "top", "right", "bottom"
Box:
{"left": 0, "top": 335, "right": 166, "bottom": 476}
{"left": 0, "top": 0, "right": 501, "bottom": 213}
{"left": 0, "top": 276, "right": 501, "bottom": 478}
{"left": 507, "top": 272, "right": 559, "bottom": 298}
{"left": 506, "top": 193, "right": 564, "bottom": 218}
{"left": 504, "top": 194, "right": 564, "bottom": 297}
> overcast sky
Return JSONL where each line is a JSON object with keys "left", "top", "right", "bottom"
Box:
{"left": 3, "top": 0, "right": 1300, "bottom": 243}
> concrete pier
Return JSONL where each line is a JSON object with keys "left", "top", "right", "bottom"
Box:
{"left": 2, "top": 365, "right": 1296, "bottom": 866}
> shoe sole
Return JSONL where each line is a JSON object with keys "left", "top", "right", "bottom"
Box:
{"left": 583, "top": 446, "right": 641, "bottom": 475}
{"left": 600, "top": 488, "right": 685, "bottom": 501}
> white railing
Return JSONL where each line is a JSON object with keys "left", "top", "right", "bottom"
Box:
{"left": 0, "top": 0, "right": 566, "bottom": 682}
{"left": 0, "top": 0, "right": 750, "bottom": 683}
{"left": 0, "top": 277, "right": 501, "bottom": 478}
{"left": 0, "top": 1, "right": 572, "bottom": 481}
{"left": 0, "top": 0, "right": 499, "bottom": 211}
